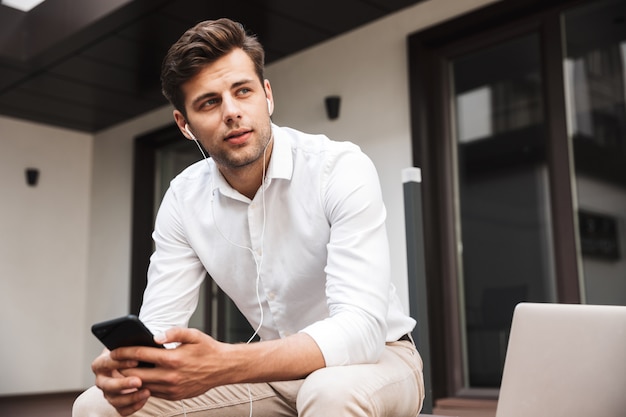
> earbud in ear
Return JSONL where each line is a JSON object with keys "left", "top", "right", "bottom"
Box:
{"left": 185, "top": 124, "right": 196, "bottom": 140}
{"left": 267, "top": 98, "right": 271, "bottom": 113}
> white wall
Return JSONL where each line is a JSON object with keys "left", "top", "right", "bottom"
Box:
{"left": 0, "top": 0, "right": 499, "bottom": 394}
{"left": 0, "top": 115, "right": 92, "bottom": 395}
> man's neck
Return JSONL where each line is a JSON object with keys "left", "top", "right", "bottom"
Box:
{"left": 221, "top": 167, "right": 264, "bottom": 200}
{"left": 219, "top": 140, "right": 273, "bottom": 200}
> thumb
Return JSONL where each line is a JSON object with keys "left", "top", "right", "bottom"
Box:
{"left": 154, "top": 327, "right": 203, "bottom": 345}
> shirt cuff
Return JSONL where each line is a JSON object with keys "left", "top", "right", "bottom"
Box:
{"left": 300, "top": 319, "right": 350, "bottom": 366}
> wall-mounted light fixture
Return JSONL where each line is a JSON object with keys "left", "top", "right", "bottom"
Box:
{"left": 25, "top": 168, "right": 40, "bottom": 187}
{"left": 325, "top": 96, "right": 341, "bottom": 120}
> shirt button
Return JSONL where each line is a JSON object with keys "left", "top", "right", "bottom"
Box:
{"left": 267, "top": 291, "right": 276, "bottom": 301}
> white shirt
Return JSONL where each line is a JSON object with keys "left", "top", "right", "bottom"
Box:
{"left": 140, "top": 124, "right": 416, "bottom": 366}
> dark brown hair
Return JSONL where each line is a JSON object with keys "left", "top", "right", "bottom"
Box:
{"left": 160, "top": 18, "right": 265, "bottom": 115}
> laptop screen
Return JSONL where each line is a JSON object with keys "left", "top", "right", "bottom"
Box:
{"left": 496, "top": 302, "right": 626, "bottom": 417}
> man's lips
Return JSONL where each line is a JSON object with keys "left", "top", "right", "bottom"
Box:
{"left": 224, "top": 129, "right": 252, "bottom": 145}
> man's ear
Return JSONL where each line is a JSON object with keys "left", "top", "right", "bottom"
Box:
{"left": 264, "top": 79, "right": 274, "bottom": 115}
{"left": 173, "top": 110, "right": 194, "bottom": 140}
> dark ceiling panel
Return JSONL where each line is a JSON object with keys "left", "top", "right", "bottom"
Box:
{"left": 0, "top": 88, "right": 126, "bottom": 131}
{"left": 247, "top": 13, "right": 331, "bottom": 58}
{"left": 111, "top": 12, "right": 204, "bottom": 91}
{"left": 159, "top": 0, "right": 330, "bottom": 57}
{"left": 253, "top": 0, "right": 388, "bottom": 34}
{"left": 18, "top": 74, "right": 162, "bottom": 117}
{"left": 79, "top": 35, "right": 146, "bottom": 71}
{"left": 114, "top": 11, "right": 193, "bottom": 45}
{"left": 0, "top": 66, "right": 25, "bottom": 92}
{"left": 158, "top": 0, "right": 272, "bottom": 28}
{"left": 48, "top": 55, "right": 154, "bottom": 95}
{"left": 367, "top": 0, "right": 421, "bottom": 10}
{"left": 0, "top": 0, "right": 424, "bottom": 133}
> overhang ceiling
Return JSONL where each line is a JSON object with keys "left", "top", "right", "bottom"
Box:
{"left": 0, "top": 0, "right": 423, "bottom": 133}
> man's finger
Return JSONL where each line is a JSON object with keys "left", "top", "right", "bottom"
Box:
{"left": 96, "top": 374, "right": 142, "bottom": 394}
{"left": 107, "top": 388, "right": 151, "bottom": 416}
{"left": 155, "top": 327, "right": 204, "bottom": 345}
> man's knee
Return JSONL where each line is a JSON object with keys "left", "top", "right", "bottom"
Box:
{"left": 297, "top": 368, "right": 375, "bottom": 415}
{"left": 73, "top": 386, "right": 118, "bottom": 417}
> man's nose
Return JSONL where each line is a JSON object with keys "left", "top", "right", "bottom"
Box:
{"left": 221, "top": 96, "right": 241, "bottom": 122}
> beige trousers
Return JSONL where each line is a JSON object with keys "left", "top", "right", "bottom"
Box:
{"left": 73, "top": 340, "right": 424, "bottom": 417}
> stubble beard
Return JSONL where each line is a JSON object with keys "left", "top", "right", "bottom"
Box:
{"left": 211, "top": 121, "right": 273, "bottom": 171}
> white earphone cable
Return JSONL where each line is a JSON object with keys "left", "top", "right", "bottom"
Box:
{"left": 189, "top": 128, "right": 271, "bottom": 417}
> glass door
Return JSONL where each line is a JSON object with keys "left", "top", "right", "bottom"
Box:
{"left": 451, "top": 33, "right": 557, "bottom": 389}
{"left": 563, "top": 0, "right": 626, "bottom": 306}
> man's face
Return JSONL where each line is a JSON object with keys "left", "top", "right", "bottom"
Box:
{"left": 174, "top": 48, "right": 273, "bottom": 174}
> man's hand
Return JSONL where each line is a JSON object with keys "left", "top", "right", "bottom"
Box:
{"left": 104, "top": 327, "right": 325, "bottom": 405}
{"left": 92, "top": 349, "right": 151, "bottom": 416}
{"left": 113, "top": 328, "right": 228, "bottom": 401}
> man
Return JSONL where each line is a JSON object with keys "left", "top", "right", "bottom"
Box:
{"left": 74, "top": 18, "right": 424, "bottom": 417}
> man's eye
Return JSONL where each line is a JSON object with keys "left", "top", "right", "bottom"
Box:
{"left": 238, "top": 88, "right": 251, "bottom": 95}
{"left": 202, "top": 98, "right": 218, "bottom": 108}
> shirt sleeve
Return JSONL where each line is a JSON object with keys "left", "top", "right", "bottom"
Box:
{"left": 138, "top": 186, "right": 206, "bottom": 335}
{"left": 300, "top": 146, "right": 391, "bottom": 366}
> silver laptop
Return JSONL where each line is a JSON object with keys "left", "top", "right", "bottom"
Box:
{"left": 496, "top": 302, "right": 626, "bottom": 417}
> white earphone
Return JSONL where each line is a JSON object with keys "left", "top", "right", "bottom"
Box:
{"left": 185, "top": 123, "right": 196, "bottom": 140}
{"left": 267, "top": 98, "right": 271, "bottom": 113}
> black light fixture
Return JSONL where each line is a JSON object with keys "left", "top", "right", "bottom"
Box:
{"left": 25, "top": 168, "right": 40, "bottom": 187}
{"left": 325, "top": 96, "right": 341, "bottom": 120}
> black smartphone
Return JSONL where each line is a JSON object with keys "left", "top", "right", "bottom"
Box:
{"left": 91, "top": 314, "right": 164, "bottom": 367}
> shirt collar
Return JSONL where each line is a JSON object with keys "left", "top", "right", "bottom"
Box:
{"left": 267, "top": 123, "right": 293, "bottom": 181}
